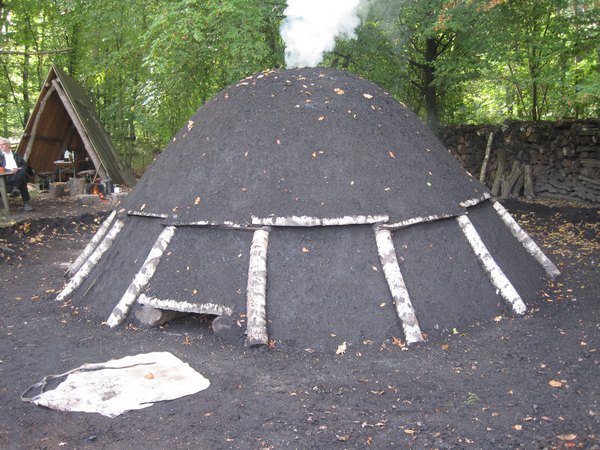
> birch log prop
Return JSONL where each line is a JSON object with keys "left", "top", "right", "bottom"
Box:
{"left": 492, "top": 201, "right": 560, "bottom": 278}
{"left": 373, "top": 226, "right": 424, "bottom": 344}
{"left": 66, "top": 211, "right": 117, "bottom": 276}
{"left": 24, "top": 85, "right": 56, "bottom": 160}
{"left": 246, "top": 227, "right": 270, "bottom": 347}
{"left": 479, "top": 132, "right": 494, "bottom": 184}
{"left": 106, "top": 226, "right": 176, "bottom": 328}
{"left": 57, "top": 219, "right": 124, "bottom": 302}
{"left": 456, "top": 215, "right": 527, "bottom": 314}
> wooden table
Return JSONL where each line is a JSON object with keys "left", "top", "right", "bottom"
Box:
{"left": 54, "top": 160, "right": 77, "bottom": 182}
{"left": 0, "top": 171, "right": 11, "bottom": 214}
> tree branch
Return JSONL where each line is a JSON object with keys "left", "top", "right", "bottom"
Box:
{"left": 0, "top": 48, "right": 72, "bottom": 56}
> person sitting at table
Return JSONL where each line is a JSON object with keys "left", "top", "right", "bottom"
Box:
{"left": 0, "top": 137, "right": 34, "bottom": 211}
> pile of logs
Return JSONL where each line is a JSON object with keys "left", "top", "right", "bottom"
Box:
{"left": 440, "top": 119, "right": 600, "bottom": 204}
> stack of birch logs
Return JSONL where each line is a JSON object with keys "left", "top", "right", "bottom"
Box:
{"left": 440, "top": 119, "right": 600, "bottom": 204}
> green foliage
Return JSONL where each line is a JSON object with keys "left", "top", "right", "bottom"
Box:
{"left": 0, "top": 0, "right": 597, "bottom": 167}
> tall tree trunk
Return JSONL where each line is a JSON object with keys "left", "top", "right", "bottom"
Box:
{"left": 424, "top": 37, "right": 439, "bottom": 131}
{"left": 22, "top": 50, "right": 30, "bottom": 126}
{"left": 531, "top": 79, "right": 538, "bottom": 121}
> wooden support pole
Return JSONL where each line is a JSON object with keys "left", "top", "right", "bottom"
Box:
{"left": 57, "top": 219, "right": 124, "bottom": 302}
{"left": 373, "top": 226, "right": 424, "bottom": 345}
{"left": 246, "top": 227, "right": 270, "bottom": 347}
{"left": 479, "top": 132, "right": 494, "bottom": 184}
{"left": 492, "top": 201, "right": 560, "bottom": 279}
{"left": 491, "top": 148, "right": 505, "bottom": 197}
{"left": 106, "top": 226, "right": 176, "bottom": 328}
{"left": 52, "top": 80, "right": 108, "bottom": 181}
{"left": 24, "top": 85, "right": 56, "bottom": 161}
{"left": 66, "top": 211, "right": 117, "bottom": 277}
{"left": 523, "top": 164, "right": 535, "bottom": 198}
{"left": 456, "top": 215, "right": 526, "bottom": 314}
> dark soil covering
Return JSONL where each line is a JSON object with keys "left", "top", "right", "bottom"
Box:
{"left": 0, "top": 198, "right": 598, "bottom": 448}
{"left": 123, "top": 68, "right": 486, "bottom": 223}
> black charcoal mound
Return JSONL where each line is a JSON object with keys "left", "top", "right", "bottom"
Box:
{"left": 62, "top": 68, "right": 558, "bottom": 350}
{"left": 121, "top": 68, "right": 487, "bottom": 224}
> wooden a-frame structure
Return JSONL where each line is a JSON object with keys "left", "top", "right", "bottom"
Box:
{"left": 17, "top": 65, "right": 136, "bottom": 188}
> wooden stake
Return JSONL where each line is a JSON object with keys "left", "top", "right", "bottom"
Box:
{"left": 456, "top": 215, "right": 526, "bottom": 314}
{"left": 492, "top": 201, "right": 560, "bottom": 278}
{"left": 57, "top": 219, "right": 124, "bottom": 302}
{"left": 479, "top": 132, "right": 494, "bottom": 184}
{"left": 491, "top": 148, "right": 505, "bottom": 197}
{"left": 66, "top": 211, "right": 117, "bottom": 276}
{"left": 246, "top": 227, "right": 270, "bottom": 347}
{"left": 373, "top": 226, "right": 424, "bottom": 344}
{"left": 106, "top": 226, "right": 176, "bottom": 328}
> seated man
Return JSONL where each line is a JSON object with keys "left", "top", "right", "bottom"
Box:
{"left": 0, "top": 137, "right": 33, "bottom": 211}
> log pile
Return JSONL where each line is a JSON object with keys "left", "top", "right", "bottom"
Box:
{"left": 440, "top": 119, "right": 600, "bottom": 204}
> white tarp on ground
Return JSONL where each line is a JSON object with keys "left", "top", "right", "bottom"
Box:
{"left": 22, "top": 352, "right": 210, "bottom": 418}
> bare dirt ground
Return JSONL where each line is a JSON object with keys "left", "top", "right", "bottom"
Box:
{"left": 0, "top": 194, "right": 598, "bottom": 449}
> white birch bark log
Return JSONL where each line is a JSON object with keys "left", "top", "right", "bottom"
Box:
{"left": 382, "top": 213, "right": 454, "bottom": 230}
{"left": 456, "top": 215, "right": 527, "bottom": 314}
{"left": 137, "top": 294, "right": 233, "bottom": 316}
{"left": 56, "top": 219, "right": 124, "bottom": 302}
{"left": 106, "top": 226, "right": 176, "bottom": 328}
{"left": 492, "top": 201, "right": 560, "bottom": 278}
{"left": 479, "top": 132, "right": 494, "bottom": 183}
{"left": 67, "top": 211, "right": 117, "bottom": 276}
{"left": 252, "top": 215, "right": 388, "bottom": 227}
{"left": 373, "top": 226, "right": 424, "bottom": 344}
{"left": 459, "top": 192, "right": 491, "bottom": 208}
{"left": 246, "top": 228, "right": 270, "bottom": 347}
{"left": 127, "top": 210, "right": 168, "bottom": 219}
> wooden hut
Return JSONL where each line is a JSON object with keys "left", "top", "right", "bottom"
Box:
{"left": 17, "top": 65, "right": 136, "bottom": 188}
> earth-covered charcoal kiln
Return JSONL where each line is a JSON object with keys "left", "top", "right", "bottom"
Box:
{"left": 58, "top": 68, "right": 559, "bottom": 349}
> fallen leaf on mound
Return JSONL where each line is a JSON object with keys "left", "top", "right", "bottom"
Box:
{"left": 363, "top": 93, "right": 373, "bottom": 99}
{"left": 549, "top": 380, "right": 563, "bottom": 388}
{"left": 557, "top": 434, "right": 577, "bottom": 441}
{"left": 513, "top": 424, "right": 522, "bottom": 431}
{"left": 334, "top": 88, "right": 345, "bottom": 95}
{"left": 404, "top": 429, "right": 417, "bottom": 435}
{"left": 336, "top": 341, "right": 347, "bottom": 355}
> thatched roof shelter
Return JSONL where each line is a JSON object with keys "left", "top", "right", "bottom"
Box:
{"left": 17, "top": 65, "right": 136, "bottom": 187}
{"left": 57, "top": 68, "right": 559, "bottom": 349}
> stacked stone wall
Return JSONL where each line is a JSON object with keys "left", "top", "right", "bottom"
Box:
{"left": 440, "top": 119, "right": 600, "bottom": 204}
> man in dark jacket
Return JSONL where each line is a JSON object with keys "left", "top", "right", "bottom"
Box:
{"left": 0, "top": 137, "right": 33, "bottom": 211}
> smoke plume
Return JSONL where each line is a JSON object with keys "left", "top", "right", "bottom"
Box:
{"left": 280, "top": 0, "right": 368, "bottom": 68}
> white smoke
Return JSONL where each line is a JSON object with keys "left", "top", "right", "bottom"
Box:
{"left": 280, "top": 0, "right": 369, "bottom": 68}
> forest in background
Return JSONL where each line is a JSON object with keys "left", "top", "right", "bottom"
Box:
{"left": 0, "top": 0, "right": 598, "bottom": 169}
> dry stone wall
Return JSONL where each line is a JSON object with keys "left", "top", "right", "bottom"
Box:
{"left": 440, "top": 119, "right": 600, "bottom": 205}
